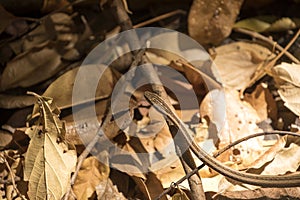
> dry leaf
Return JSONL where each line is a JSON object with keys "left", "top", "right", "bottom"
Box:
{"left": 272, "top": 62, "right": 300, "bottom": 116}
{"left": 24, "top": 94, "right": 76, "bottom": 200}
{"left": 0, "top": 47, "right": 62, "bottom": 91}
{"left": 200, "top": 89, "right": 264, "bottom": 167}
{"left": 0, "top": 94, "right": 36, "bottom": 109}
{"left": 212, "top": 41, "right": 275, "bottom": 90}
{"left": 0, "top": 129, "right": 13, "bottom": 150}
{"left": 0, "top": 4, "right": 16, "bottom": 34}
{"left": 96, "top": 178, "right": 126, "bottom": 200}
{"left": 244, "top": 84, "right": 277, "bottom": 122}
{"left": 42, "top": 65, "right": 119, "bottom": 110}
{"left": 260, "top": 142, "right": 300, "bottom": 175}
{"left": 234, "top": 16, "right": 299, "bottom": 32}
{"left": 73, "top": 156, "right": 110, "bottom": 200}
{"left": 188, "top": 0, "right": 244, "bottom": 45}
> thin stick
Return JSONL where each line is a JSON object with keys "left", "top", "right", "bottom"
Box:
{"left": 234, "top": 27, "right": 300, "bottom": 64}
{"left": 155, "top": 130, "right": 300, "bottom": 200}
{"left": 133, "top": 10, "right": 186, "bottom": 28}
{"left": 240, "top": 28, "right": 300, "bottom": 97}
{"left": 2, "top": 154, "right": 27, "bottom": 200}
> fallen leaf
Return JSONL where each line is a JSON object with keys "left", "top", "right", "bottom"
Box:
{"left": 24, "top": 93, "right": 77, "bottom": 200}
{"left": 0, "top": 47, "right": 62, "bottom": 91}
{"left": 234, "top": 16, "right": 299, "bottom": 32}
{"left": 0, "top": 94, "right": 36, "bottom": 109}
{"left": 244, "top": 84, "right": 277, "bottom": 122}
{"left": 96, "top": 178, "right": 126, "bottom": 200}
{"left": 73, "top": 156, "right": 110, "bottom": 200}
{"left": 188, "top": 0, "right": 244, "bottom": 45}
{"left": 272, "top": 62, "right": 300, "bottom": 116}
{"left": 200, "top": 89, "right": 265, "bottom": 167}
{"left": 212, "top": 41, "right": 275, "bottom": 90}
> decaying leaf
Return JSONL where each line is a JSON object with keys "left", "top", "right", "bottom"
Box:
{"left": 272, "top": 62, "right": 300, "bottom": 116}
{"left": 24, "top": 93, "right": 76, "bottom": 200}
{"left": 188, "top": 0, "right": 244, "bottom": 45}
{"left": 212, "top": 41, "right": 275, "bottom": 90}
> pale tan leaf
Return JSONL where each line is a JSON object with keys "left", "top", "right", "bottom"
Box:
{"left": 213, "top": 42, "right": 275, "bottom": 90}
{"left": 272, "top": 62, "right": 300, "bottom": 116}
{"left": 261, "top": 143, "right": 300, "bottom": 175}
{"left": 200, "top": 89, "right": 264, "bottom": 167}
{"left": 24, "top": 94, "right": 76, "bottom": 200}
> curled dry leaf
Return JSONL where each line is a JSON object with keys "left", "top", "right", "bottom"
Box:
{"left": 272, "top": 62, "right": 300, "bottom": 116}
{"left": 24, "top": 93, "right": 76, "bottom": 200}
{"left": 212, "top": 41, "right": 275, "bottom": 90}
{"left": 188, "top": 0, "right": 244, "bottom": 45}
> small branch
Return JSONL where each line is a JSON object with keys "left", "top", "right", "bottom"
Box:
{"left": 133, "top": 10, "right": 186, "bottom": 28}
{"left": 234, "top": 27, "right": 300, "bottom": 64}
{"left": 2, "top": 154, "right": 27, "bottom": 200}
{"left": 240, "top": 28, "right": 300, "bottom": 97}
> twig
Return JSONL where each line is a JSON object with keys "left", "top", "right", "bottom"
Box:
{"left": 1, "top": 153, "right": 27, "bottom": 200}
{"left": 240, "top": 28, "right": 300, "bottom": 97}
{"left": 155, "top": 130, "right": 300, "bottom": 200}
{"left": 234, "top": 27, "right": 300, "bottom": 64}
{"left": 133, "top": 10, "right": 186, "bottom": 28}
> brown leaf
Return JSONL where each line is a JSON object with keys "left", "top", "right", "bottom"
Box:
{"left": 73, "top": 156, "right": 110, "bottom": 200}
{"left": 0, "top": 129, "right": 13, "bottom": 150}
{"left": 0, "top": 47, "right": 62, "bottom": 91}
{"left": 244, "top": 84, "right": 277, "bottom": 122}
{"left": 0, "top": 94, "right": 36, "bottom": 109}
{"left": 188, "top": 0, "right": 244, "bottom": 45}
